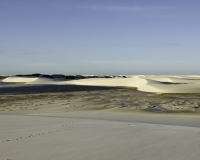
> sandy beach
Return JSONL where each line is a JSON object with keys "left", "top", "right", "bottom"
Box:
{"left": 1, "top": 76, "right": 200, "bottom": 160}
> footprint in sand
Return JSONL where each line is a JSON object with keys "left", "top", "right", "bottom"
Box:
{"left": 2, "top": 139, "right": 12, "bottom": 142}
{"left": 1, "top": 123, "right": 73, "bottom": 143}
{"left": 15, "top": 136, "right": 23, "bottom": 141}
{"left": 128, "top": 123, "right": 136, "bottom": 126}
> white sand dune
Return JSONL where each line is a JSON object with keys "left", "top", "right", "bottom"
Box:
{"left": 65, "top": 77, "right": 147, "bottom": 88}
{"left": 146, "top": 77, "right": 174, "bottom": 82}
{"left": 2, "top": 75, "right": 200, "bottom": 93}
{"left": 184, "top": 75, "right": 200, "bottom": 78}
{"left": 138, "top": 81, "right": 200, "bottom": 93}
{"left": 2, "top": 77, "right": 38, "bottom": 83}
{"left": 2, "top": 77, "right": 66, "bottom": 85}
{"left": 65, "top": 76, "right": 200, "bottom": 93}
{"left": 26, "top": 77, "right": 64, "bottom": 84}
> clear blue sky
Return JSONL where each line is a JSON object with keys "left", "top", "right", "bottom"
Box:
{"left": 0, "top": 0, "right": 200, "bottom": 75}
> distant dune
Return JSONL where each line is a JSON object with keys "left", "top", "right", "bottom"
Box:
{"left": 2, "top": 75, "right": 200, "bottom": 93}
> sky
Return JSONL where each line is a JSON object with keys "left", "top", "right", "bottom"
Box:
{"left": 0, "top": 0, "right": 200, "bottom": 75}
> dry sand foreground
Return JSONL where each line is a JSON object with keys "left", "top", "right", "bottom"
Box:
{"left": 1, "top": 76, "right": 200, "bottom": 160}
{"left": 1, "top": 113, "right": 200, "bottom": 160}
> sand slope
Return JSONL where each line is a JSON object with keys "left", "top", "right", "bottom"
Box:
{"left": 66, "top": 77, "right": 147, "bottom": 87}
